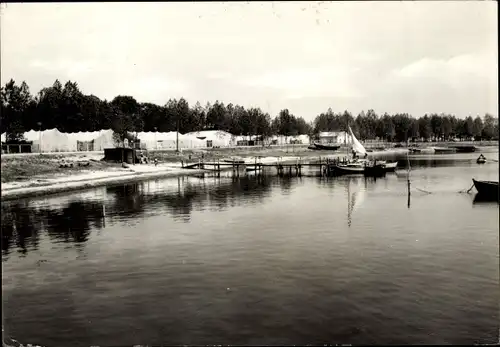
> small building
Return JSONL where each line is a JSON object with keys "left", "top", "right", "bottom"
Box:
{"left": 1, "top": 140, "right": 33, "bottom": 154}
{"left": 318, "top": 131, "right": 349, "bottom": 144}
{"left": 104, "top": 147, "right": 139, "bottom": 164}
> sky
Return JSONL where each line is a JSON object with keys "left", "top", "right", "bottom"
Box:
{"left": 1, "top": 1, "right": 497, "bottom": 121}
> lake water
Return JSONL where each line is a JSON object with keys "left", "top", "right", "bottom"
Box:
{"left": 2, "top": 151, "right": 499, "bottom": 346}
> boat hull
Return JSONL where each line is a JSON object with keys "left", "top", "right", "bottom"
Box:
{"left": 453, "top": 145, "right": 476, "bottom": 153}
{"left": 330, "top": 164, "right": 365, "bottom": 175}
{"left": 383, "top": 162, "right": 398, "bottom": 172}
{"left": 472, "top": 179, "right": 499, "bottom": 200}
{"left": 222, "top": 158, "right": 245, "bottom": 164}
{"left": 364, "top": 164, "right": 386, "bottom": 177}
{"left": 312, "top": 143, "right": 341, "bottom": 151}
{"left": 433, "top": 147, "right": 456, "bottom": 154}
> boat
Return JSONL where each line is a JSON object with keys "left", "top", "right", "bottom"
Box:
{"left": 433, "top": 147, "right": 456, "bottom": 154}
{"left": 473, "top": 193, "right": 499, "bottom": 204}
{"left": 383, "top": 162, "right": 398, "bottom": 172}
{"left": 312, "top": 142, "right": 341, "bottom": 151}
{"left": 363, "top": 162, "right": 386, "bottom": 177}
{"left": 222, "top": 157, "right": 245, "bottom": 164}
{"left": 331, "top": 162, "right": 366, "bottom": 175}
{"left": 472, "top": 179, "right": 499, "bottom": 200}
{"left": 476, "top": 155, "right": 487, "bottom": 164}
{"left": 452, "top": 145, "right": 477, "bottom": 153}
{"left": 331, "top": 126, "right": 371, "bottom": 176}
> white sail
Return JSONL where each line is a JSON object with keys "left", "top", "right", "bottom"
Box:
{"left": 349, "top": 126, "right": 367, "bottom": 155}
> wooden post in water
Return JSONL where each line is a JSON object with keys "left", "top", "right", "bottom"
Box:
{"left": 407, "top": 147, "right": 411, "bottom": 208}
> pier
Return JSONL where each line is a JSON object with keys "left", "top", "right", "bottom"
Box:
{"left": 180, "top": 157, "right": 348, "bottom": 177}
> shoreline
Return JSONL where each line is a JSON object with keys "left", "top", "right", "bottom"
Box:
{"left": 1, "top": 155, "right": 307, "bottom": 201}
{"left": 2, "top": 146, "right": 490, "bottom": 201}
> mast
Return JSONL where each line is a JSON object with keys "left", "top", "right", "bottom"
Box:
{"left": 345, "top": 120, "right": 348, "bottom": 157}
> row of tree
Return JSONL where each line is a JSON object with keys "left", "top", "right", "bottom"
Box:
{"left": 1, "top": 79, "right": 498, "bottom": 142}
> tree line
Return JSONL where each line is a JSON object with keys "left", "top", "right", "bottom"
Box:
{"left": 1, "top": 79, "right": 498, "bottom": 143}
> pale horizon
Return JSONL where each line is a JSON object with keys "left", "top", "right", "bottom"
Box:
{"left": 1, "top": 1, "right": 497, "bottom": 121}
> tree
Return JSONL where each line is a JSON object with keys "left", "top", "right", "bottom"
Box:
{"left": 380, "top": 113, "right": 395, "bottom": 142}
{"left": 0, "top": 79, "right": 34, "bottom": 141}
{"left": 430, "top": 114, "right": 442, "bottom": 140}
{"left": 439, "top": 114, "right": 453, "bottom": 141}
{"left": 418, "top": 115, "right": 432, "bottom": 140}
{"left": 110, "top": 95, "right": 139, "bottom": 144}
{"left": 464, "top": 116, "right": 474, "bottom": 139}
{"left": 482, "top": 113, "right": 497, "bottom": 139}
{"left": 409, "top": 118, "right": 420, "bottom": 140}
{"left": 205, "top": 100, "right": 227, "bottom": 130}
{"left": 471, "top": 116, "right": 483, "bottom": 140}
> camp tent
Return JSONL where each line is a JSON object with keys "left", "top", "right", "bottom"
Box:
{"left": 26, "top": 128, "right": 73, "bottom": 152}
{"left": 93, "top": 129, "right": 117, "bottom": 150}
{"left": 186, "top": 130, "right": 235, "bottom": 147}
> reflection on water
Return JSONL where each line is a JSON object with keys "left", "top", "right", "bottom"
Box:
{"left": 1, "top": 152, "right": 499, "bottom": 346}
{"left": 2, "top": 175, "right": 276, "bottom": 257}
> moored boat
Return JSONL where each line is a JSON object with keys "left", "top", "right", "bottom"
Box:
{"left": 433, "top": 147, "right": 456, "bottom": 154}
{"left": 472, "top": 179, "right": 499, "bottom": 200}
{"left": 453, "top": 145, "right": 477, "bottom": 153}
{"left": 331, "top": 162, "right": 365, "bottom": 175}
{"left": 222, "top": 157, "right": 245, "bottom": 164}
{"left": 383, "top": 162, "right": 398, "bottom": 172}
{"left": 312, "top": 142, "right": 341, "bottom": 151}
{"left": 363, "top": 162, "right": 386, "bottom": 177}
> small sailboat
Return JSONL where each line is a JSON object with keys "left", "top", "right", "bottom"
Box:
{"left": 331, "top": 126, "right": 367, "bottom": 175}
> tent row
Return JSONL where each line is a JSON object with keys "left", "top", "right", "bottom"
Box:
{"left": 1, "top": 129, "right": 312, "bottom": 153}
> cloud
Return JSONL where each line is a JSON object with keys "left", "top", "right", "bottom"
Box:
{"left": 241, "top": 66, "right": 363, "bottom": 99}
{"left": 0, "top": 1, "right": 497, "bottom": 120}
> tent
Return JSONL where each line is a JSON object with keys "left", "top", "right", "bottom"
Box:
{"left": 93, "top": 129, "right": 117, "bottom": 151}
{"left": 28, "top": 128, "right": 73, "bottom": 153}
{"left": 186, "top": 130, "right": 235, "bottom": 147}
{"left": 1, "top": 133, "right": 6, "bottom": 143}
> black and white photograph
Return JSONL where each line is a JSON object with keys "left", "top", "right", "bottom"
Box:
{"left": 1, "top": 1, "right": 498, "bottom": 346}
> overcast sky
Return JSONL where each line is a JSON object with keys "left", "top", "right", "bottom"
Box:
{"left": 1, "top": 1, "right": 497, "bottom": 120}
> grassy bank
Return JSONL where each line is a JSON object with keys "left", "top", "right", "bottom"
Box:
{"left": 1, "top": 153, "right": 121, "bottom": 184}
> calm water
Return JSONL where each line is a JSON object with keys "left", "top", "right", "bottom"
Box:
{"left": 2, "top": 151, "right": 499, "bottom": 346}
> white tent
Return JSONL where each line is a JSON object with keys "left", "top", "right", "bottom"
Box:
{"left": 28, "top": 128, "right": 73, "bottom": 152}
{"left": 1, "top": 133, "right": 6, "bottom": 143}
{"left": 23, "top": 130, "right": 40, "bottom": 142}
{"left": 187, "top": 130, "right": 235, "bottom": 147}
{"left": 93, "top": 129, "right": 117, "bottom": 150}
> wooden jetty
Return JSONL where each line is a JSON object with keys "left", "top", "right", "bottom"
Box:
{"left": 180, "top": 157, "right": 355, "bottom": 177}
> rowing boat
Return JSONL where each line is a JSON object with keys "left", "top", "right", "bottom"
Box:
{"left": 472, "top": 179, "right": 498, "bottom": 200}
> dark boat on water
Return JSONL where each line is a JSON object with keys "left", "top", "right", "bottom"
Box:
{"left": 453, "top": 145, "right": 477, "bottom": 153}
{"left": 473, "top": 193, "right": 499, "bottom": 204}
{"left": 472, "top": 179, "right": 498, "bottom": 200}
{"left": 433, "top": 147, "right": 456, "bottom": 154}
{"left": 363, "top": 163, "right": 386, "bottom": 177}
{"left": 311, "top": 142, "right": 341, "bottom": 151}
